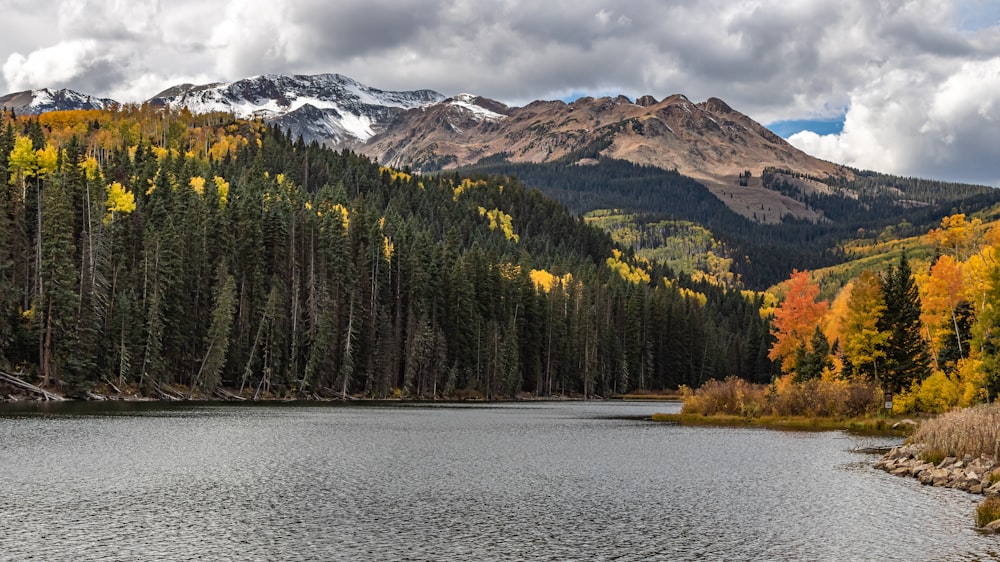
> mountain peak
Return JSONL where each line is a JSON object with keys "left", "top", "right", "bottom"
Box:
{"left": 146, "top": 72, "right": 445, "bottom": 144}
{"left": 0, "top": 88, "right": 117, "bottom": 115}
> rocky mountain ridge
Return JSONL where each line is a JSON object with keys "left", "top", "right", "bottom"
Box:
{"left": 0, "top": 88, "right": 117, "bottom": 114}
{"left": 2, "top": 73, "right": 851, "bottom": 221}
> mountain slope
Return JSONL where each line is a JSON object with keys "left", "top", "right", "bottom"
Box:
{"left": 4, "top": 73, "right": 994, "bottom": 233}
{"left": 147, "top": 73, "right": 445, "bottom": 147}
{"left": 0, "top": 88, "right": 117, "bottom": 115}
{"left": 361, "top": 93, "right": 849, "bottom": 222}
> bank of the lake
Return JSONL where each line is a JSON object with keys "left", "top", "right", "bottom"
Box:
{"left": 873, "top": 403, "right": 1000, "bottom": 532}
{"left": 650, "top": 411, "right": 916, "bottom": 435}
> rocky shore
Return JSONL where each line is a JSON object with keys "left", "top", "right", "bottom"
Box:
{"left": 876, "top": 444, "right": 1000, "bottom": 532}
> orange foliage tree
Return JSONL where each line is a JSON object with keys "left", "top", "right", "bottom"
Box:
{"left": 768, "top": 270, "right": 829, "bottom": 374}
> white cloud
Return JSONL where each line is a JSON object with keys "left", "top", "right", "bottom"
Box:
{"left": 790, "top": 58, "right": 1000, "bottom": 185}
{"left": 0, "top": 0, "right": 999, "bottom": 185}
{"left": 3, "top": 40, "right": 108, "bottom": 92}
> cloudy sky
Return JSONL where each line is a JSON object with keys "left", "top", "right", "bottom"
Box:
{"left": 2, "top": 0, "right": 1000, "bottom": 185}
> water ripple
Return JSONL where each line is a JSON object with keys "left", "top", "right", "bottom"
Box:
{"left": 0, "top": 401, "right": 995, "bottom": 561}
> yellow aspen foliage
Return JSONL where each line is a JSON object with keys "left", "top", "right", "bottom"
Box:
{"left": 825, "top": 280, "right": 854, "bottom": 348}
{"left": 954, "top": 357, "right": 987, "bottom": 406}
{"left": 34, "top": 144, "right": 59, "bottom": 179}
{"left": 680, "top": 287, "right": 708, "bottom": 306}
{"left": 331, "top": 203, "right": 349, "bottom": 230}
{"left": 530, "top": 269, "right": 576, "bottom": 294}
{"left": 80, "top": 157, "right": 100, "bottom": 181}
{"left": 453, "top": 178, "right": 486, "bottom": 201}
{"left": 498, "top": 263, "right": 521, "bottom": 281}
{"left": 383, "top": 236, "right": 394, "bottom": 261}
{"left": 104, "top": 181, "right": 136, "bottom": 223}
{"left": 213, "top": 176, "right": 230, "bottom": 207}
{"left": 189, "top": 176, "right": 206, "bottom": 196}
{"left": 478, "top": 207, "right": 519, "bottom": 242}
{"left": 607, "top": 248, "right": 651, "bottom": 284}
{"left": 964, "top": 248, "right": 995, "bottom": 313}
{"left": 208, "top": 135, "right": 245, "bottom": 160}
{"left": 276, "top": 173, "right": 285, "bottom": 186}
{"left": 150, "top": 146, "right": 179, "bottom": 161}
{"left": 921, "top": 254, "right": 966, "bottom": 357}
{"left": 8, "top": 136, "right": 37, "bottom": 185}
{"left": 928, "top": 213, "right": 982, "bottom": 261}
{"left": 893, "top": 371, "right": 959, "bottom": 414}
{"left": 380, "top": 166, "right": 413, "bottom": 183}
{"left": 530, "top": 269, "right": 557, "bottom": 293}
{"left": 304, "top": 201, "right": 312, "bottom": 211}
{"left": 744, "top": 289, "right": 779, "bottom": 319}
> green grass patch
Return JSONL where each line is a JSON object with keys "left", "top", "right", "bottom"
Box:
{"left": 650, "top": 412, "right": 911, "bottom": 435}
{"left": 977, "top": 497, "right": 1000, "bottom": 528}
{"left": 989, "top": 469, "right": 1000, "bottom": 486}
{"left": 920, "top": 447, "right": 948, "bottom": 466}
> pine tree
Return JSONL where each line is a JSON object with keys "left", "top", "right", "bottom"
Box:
{"left": 878, "top": 255, "right": 931, "bottom": 394}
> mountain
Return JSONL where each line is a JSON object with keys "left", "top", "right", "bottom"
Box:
{"left": 5, "top": 73, "right": 995, "bottom": 234}
{"left": 0, "top": 88, "right": 117, "bottom": 115}
{"left": 147, "top": 73, "right": 445, "bottom": 147}
{"left": 360, "top": 93, "right": 849, "bottom": 223}
{"left": 0, "top": 75, "right": 849, "bottom": 222}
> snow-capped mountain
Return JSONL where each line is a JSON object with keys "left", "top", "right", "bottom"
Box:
{"left": 0, "top": 88, "right": 117, "bottom": 115}
{"left": 148, "top": 74, "right": 445, "bottom": 146}
{"left": 0, "top": 73, "right": 849, "bottom": 223}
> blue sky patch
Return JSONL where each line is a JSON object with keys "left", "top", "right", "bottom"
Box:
{"left": 766, "top": 117, "right": 845, "bottom": 138}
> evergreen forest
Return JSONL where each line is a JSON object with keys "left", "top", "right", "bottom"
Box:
{"left": 459, "top": 158, "right": 1000, "bottom": 289}
{"left": 0, "top": 107, "right": 777, "bottom": 399}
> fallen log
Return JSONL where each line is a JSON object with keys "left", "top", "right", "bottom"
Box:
{"left": 0, "top": 371, "right": 66, "bottom": 401}
{"left": 214, "top": 387, "right": 246, "bottom": 401}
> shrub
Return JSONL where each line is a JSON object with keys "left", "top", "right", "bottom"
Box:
{"left": 681, "top": 376, "right": 881, "bottom": 418}
{"left": 989, "top": 469, "right": 1000, "bottom": 486}
{"left": 680, "top": 377, "right": 766, "bottom": 417}
{"left": 977, "top": 497, "right": 1000, "bottom": 528}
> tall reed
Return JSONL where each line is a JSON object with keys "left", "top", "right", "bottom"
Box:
{"left": 910, "top": 403, "right": 1000, "bottom": 460}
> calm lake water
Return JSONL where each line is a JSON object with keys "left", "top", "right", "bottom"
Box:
{"left": 1, "top": 400, "right": 996, "bottom": 561}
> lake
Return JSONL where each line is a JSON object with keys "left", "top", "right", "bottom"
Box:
{"left": 1, "top": 400, "right": 996, "bottom": 561}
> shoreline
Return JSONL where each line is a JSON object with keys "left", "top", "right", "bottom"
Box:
{"left": 0, "top": 385, "right": 682, "bottom": 406}
{"left": 649, "top": 411, "right": 916, "bottom": 435}
{"left": 876, "top": 443, "right": 1000, "bottom": 532}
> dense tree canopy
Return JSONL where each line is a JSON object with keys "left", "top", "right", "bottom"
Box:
{"left": 0, "top": 107, "right": 777, "bottom": 398}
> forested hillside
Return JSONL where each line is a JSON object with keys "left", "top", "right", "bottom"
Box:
{"left": 461, "top": 158, "right": 1000, "bottom": 289}
{"left": 0, "top": 107, "right": 776, "bottom": 399}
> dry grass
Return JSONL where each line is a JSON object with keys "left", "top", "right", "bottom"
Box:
{"left": 910, "top": 403, "right": 1000, "bottom": 461}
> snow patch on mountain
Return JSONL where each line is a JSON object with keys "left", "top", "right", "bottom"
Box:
{"left": 449, "top": 94, "right": 507, "bottom": 122}
{"left": 149, "top": 73, "right": 445, "bottom": 144}
{"left": 0, "top": 88, "right": 117, "bottom": 115}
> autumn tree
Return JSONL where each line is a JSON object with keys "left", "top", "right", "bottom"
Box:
{"left": 841, "top": 270, "right": 890, "bottom": 381}
{"left": 921, "top": 254, "right": 969, "bottom": 370}
{"left": 768, "top": 269, "right": 828, "bottom": 376}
